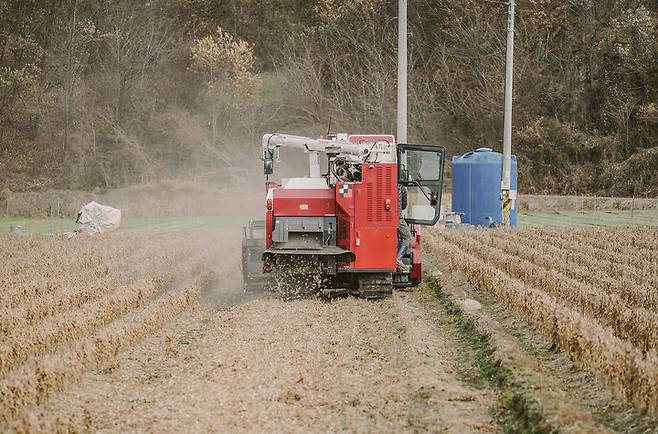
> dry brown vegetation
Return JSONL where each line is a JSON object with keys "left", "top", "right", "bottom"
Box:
{"left": 519, "top": 195, "right": 658, "bottom": 211}
{"left": 0, "top": 230, "right": 237, "bottom": 431}
{"left": 426, "top": 226, "right": 658, "bottom": 416}
{"left": 38, "top": 290, "right": 497, "bottom": 433}
{"left": 3, "top": 1, "right": 658, "bottom": 195}
{"left": 0, "top": 226, "right": 501, "bottom": 433}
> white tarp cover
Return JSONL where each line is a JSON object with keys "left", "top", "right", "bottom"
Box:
{"left": 74, "top": 201, "right": 121, "bottom": 235}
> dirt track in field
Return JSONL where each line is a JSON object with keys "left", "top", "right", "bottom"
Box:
{"left": 43, "top": 291, "right": 495, "bottom": 433}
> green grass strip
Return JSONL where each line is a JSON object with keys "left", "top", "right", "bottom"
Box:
{"left": 424, "top": 275, "right": 556, "bottom": 434}
{"left": 519, "top": 209, "right": 658, "bottom": 227}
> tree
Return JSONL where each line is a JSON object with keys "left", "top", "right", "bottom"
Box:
{"left": 190, "top": 27, "right": 255, "bottom": 140}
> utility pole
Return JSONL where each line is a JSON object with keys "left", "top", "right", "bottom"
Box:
{"left": 397, "top": 0, "right": 408, "bottom": 144}
{"left": 501, "top": 0, "right": 515, "bottom": 227}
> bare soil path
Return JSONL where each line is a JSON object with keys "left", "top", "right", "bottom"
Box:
{"left": 43, "top": 291, "right": 497, "bottom": 433}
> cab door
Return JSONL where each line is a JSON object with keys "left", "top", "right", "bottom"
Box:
{"left": 397, "top": 144, "right": 446, "bottom": 226}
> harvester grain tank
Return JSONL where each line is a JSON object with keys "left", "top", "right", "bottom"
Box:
{"left": 451, "top": 148, "right": 518, "bottom": 227}
{"left": 241, "top": 133, "right": 446, "bottom": 298}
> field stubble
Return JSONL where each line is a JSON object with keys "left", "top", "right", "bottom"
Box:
{"left": 0, "top": 228, "right": 241, "bottom": 431}
{"left": 427, "top": 226, "right": 658, "bottom": 416}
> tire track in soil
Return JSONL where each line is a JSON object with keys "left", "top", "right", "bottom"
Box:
{"left": 40, "top": 292, "right": 496, "bottom": 433}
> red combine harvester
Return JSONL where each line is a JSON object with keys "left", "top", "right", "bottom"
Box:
{"left": 242, "top": 133, "right": 445, "bottom": 298}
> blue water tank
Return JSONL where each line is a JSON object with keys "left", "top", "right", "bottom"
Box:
{"left": 451, "top": 148, "right": 518, "bottom": 227}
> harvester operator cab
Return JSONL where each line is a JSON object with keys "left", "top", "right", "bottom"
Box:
{"left": 397, "top": 144, "right": 446, "bottom": 226}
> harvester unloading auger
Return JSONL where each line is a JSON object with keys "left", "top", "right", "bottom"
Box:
{"left": 241, "top": 133, "right": 445, "bottom": 299}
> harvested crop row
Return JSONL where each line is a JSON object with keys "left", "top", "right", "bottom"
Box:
{"left": 561, "top": 230, "right": 657, "bottom": 272}
{"left": 1, "top": 231, "right": 197, "bottom": 282}
{"left": 0, "top": 232, "right": 203, "bottom": 309}
{"left": 0, "top": 278, "right": 165, "bottom": 376}
{"left": 441, "top": 230, "right": 658, "bottom": 352}
{"left": 510, "top": 231, "right": 658, "bottom": 312}
{"left": 0, "top": 286, "right": 200, "bottom": 425}
{"left": 84, "top": 231, "right": 225, "bottom": 286}
{"left": 1, "top": 229, "right": 227, "bottom": 336}
{"left": 599, "top": 225, "right": 658, "bottom": 242}
{"left": 0, "top": 243, "right": 210, "bottom": 335}
{"left": 0, "top": 246, "right": 137, "bottom": 307}
{"left": 104, "top": 239, "right": 201, "bottom": 282}
{"left": 0, "top": 278, "right": 119, "bottom": 336}
{"left": 506, "top": 234, "right": 658, "bottom": 313}
{"left": 516, "top": 227, "right": 657, "bottom": 276}
{"left": 619, "top": 228, "right": 658, "bottom": 250}
{"left": 522, "top": 227, "right": 658, "bottom": 272}
{"left": 472, "top": 228, "right": 658, "bottom": 314}
{"left": 571, "top": 227, "right": 658, "bottom": 261}
{"left": 532, "top": 227, "right": 657, "bottom": 272}
{"left": 509, "top": 229, "right": 658, "bottom": 291}
{"left": 427, "top": 233, "right": 658, "bottom": 415}
{"left": 1, "top": 229, "right": 228, "bottom": 285}
{"left": 0, "top": 237, "right": 106, "bottom": 279}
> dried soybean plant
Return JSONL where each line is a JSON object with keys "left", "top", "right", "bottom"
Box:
{"left": 0, "top": 228, "right": 236, "bottom": 431}
{"left": 428, "top": 227, "right": 658, "bottom": 415}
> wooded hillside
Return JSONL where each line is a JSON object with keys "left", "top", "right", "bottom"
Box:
{"left": 1, "top": 0, "right": 657, "bottom": 196}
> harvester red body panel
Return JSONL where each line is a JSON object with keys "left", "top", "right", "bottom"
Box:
{"left": 334, "top": 163, "right": 398, "bottom": 271}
